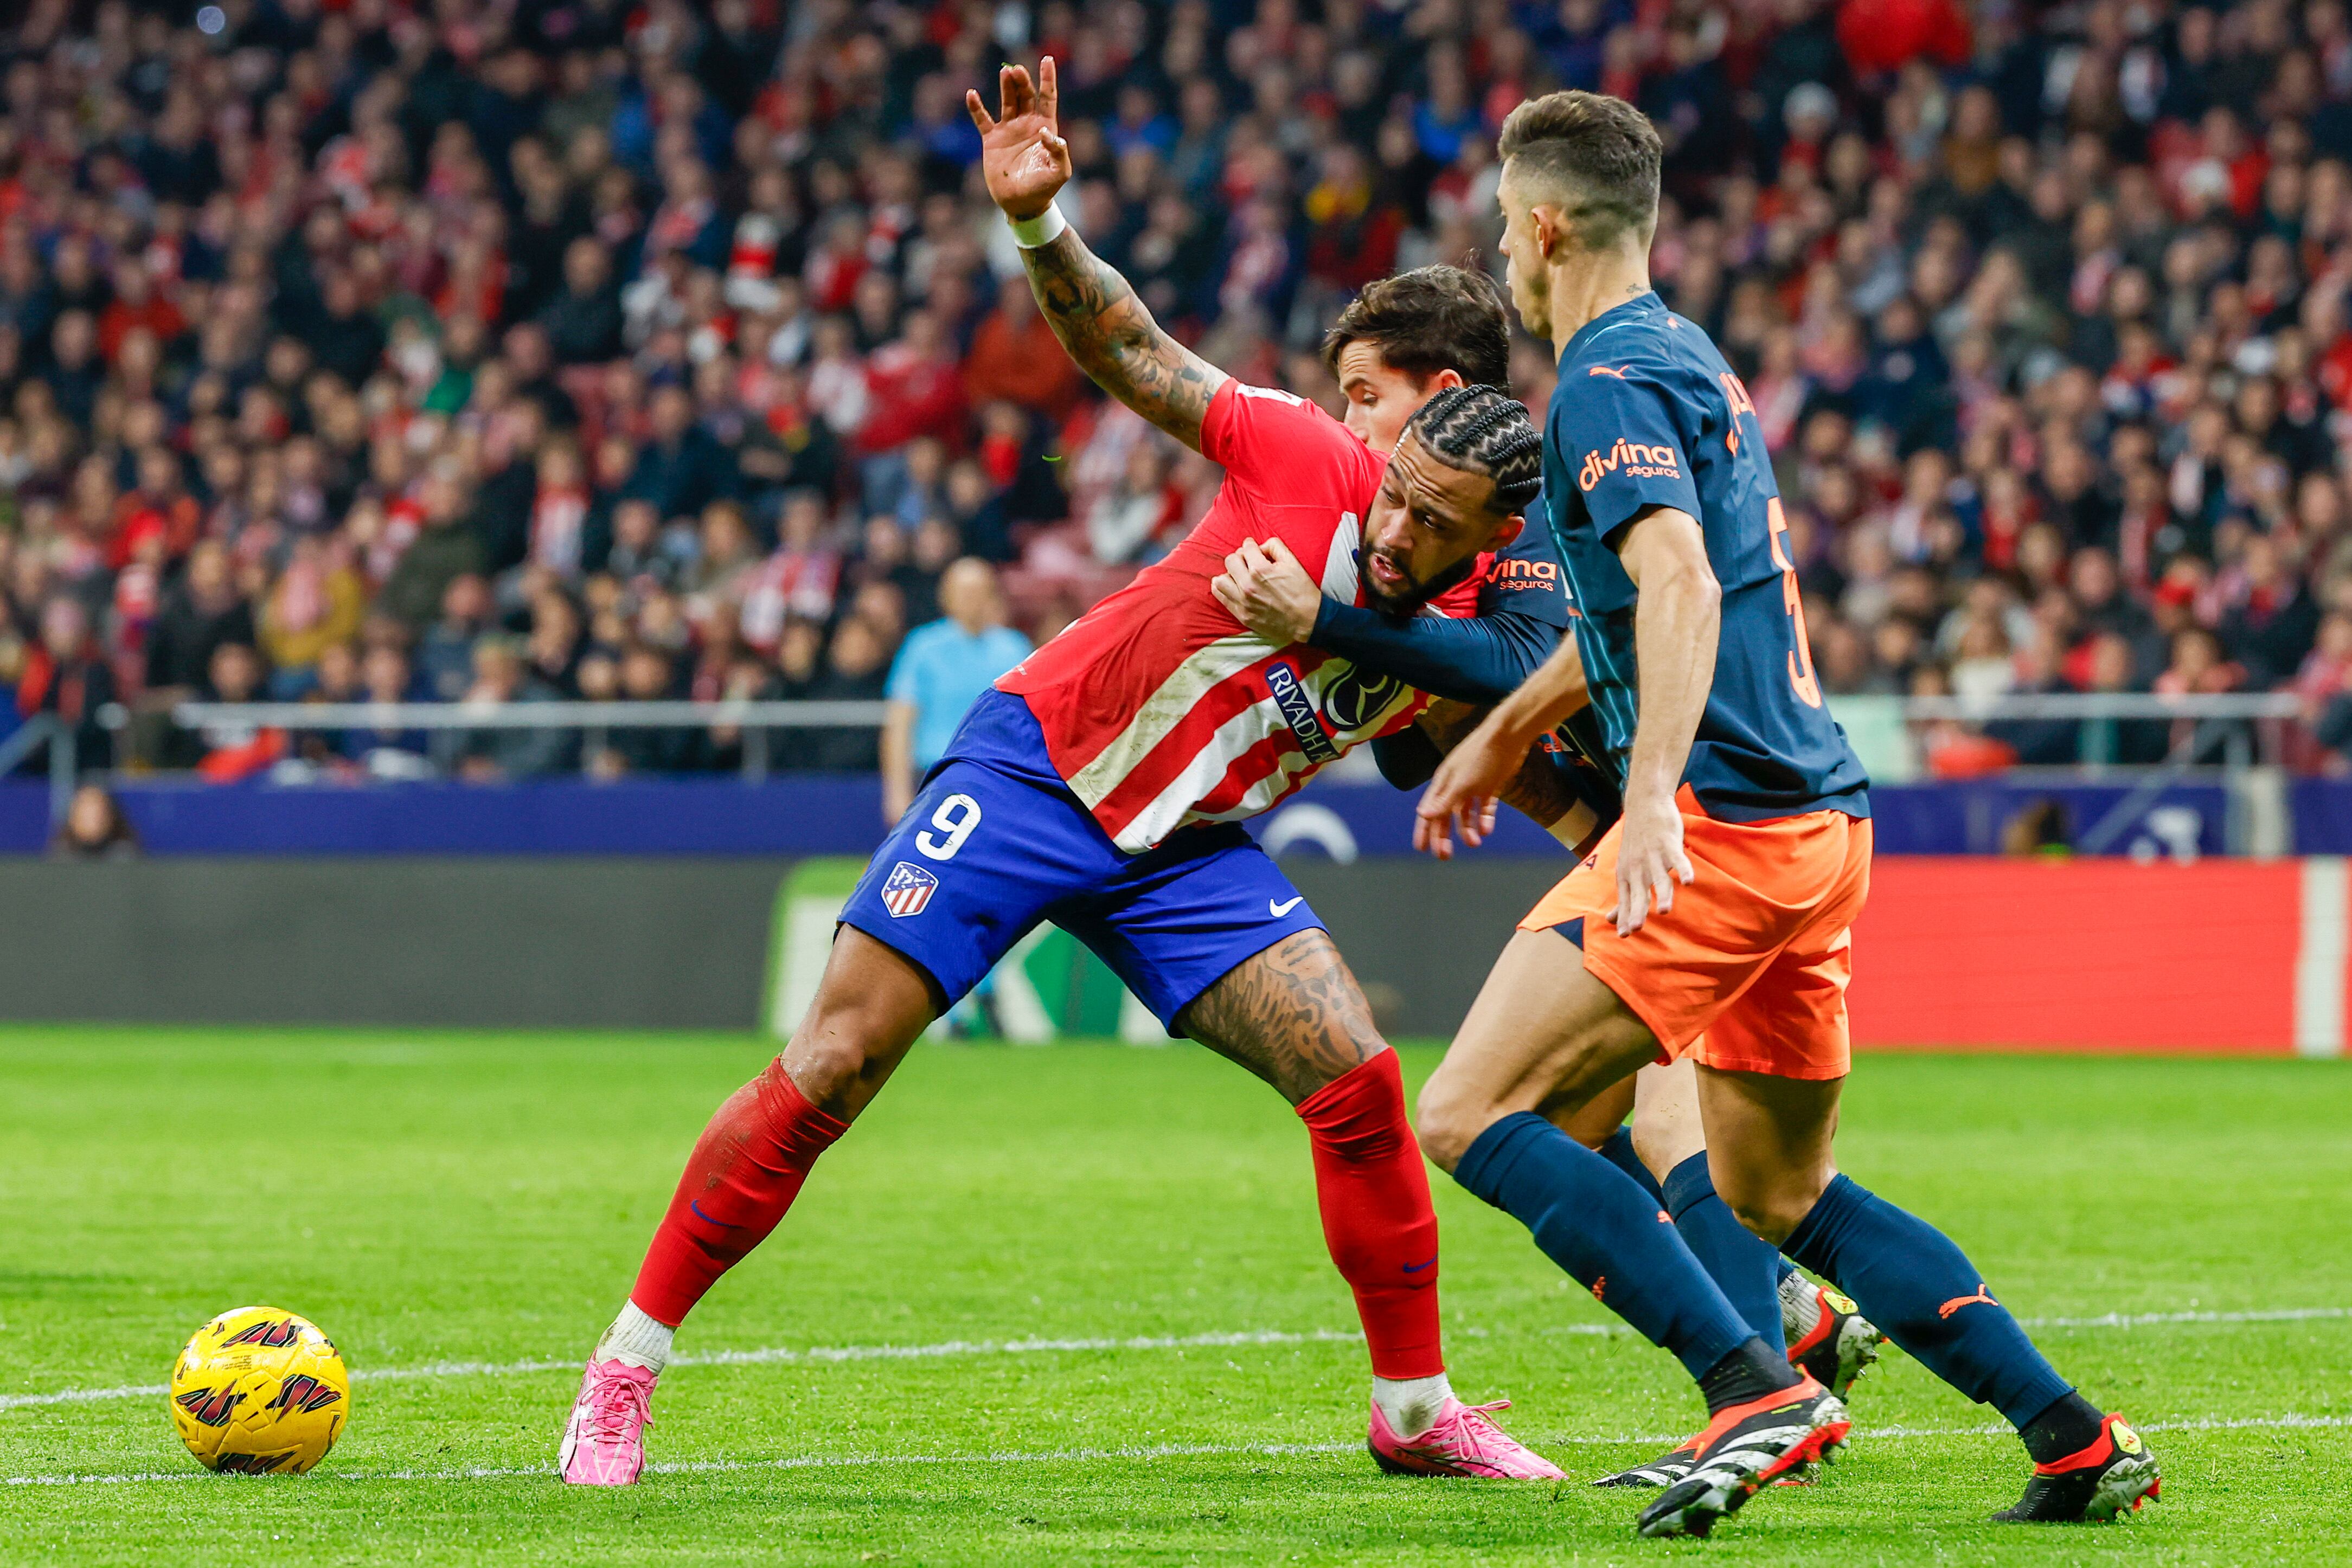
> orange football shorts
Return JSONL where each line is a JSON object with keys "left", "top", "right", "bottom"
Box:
{"left": 1517, "top": 787, "right": 1873, "bottom": 1081}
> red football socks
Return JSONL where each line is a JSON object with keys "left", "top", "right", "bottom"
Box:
{"left": 630, "top": 1057, "right": 848, "bottom": 1327}
{"left": 1294, "top": 1050, "right": 1445, "bottom": 1380}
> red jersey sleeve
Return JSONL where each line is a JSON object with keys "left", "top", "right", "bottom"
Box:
{"left": 1200, "top": 379, "right": 1376, "bottom": 500}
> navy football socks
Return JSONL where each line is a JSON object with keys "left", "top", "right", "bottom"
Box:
{"left": 1453, "top": 1111, "right": 1760, "bottom": 1381}
{"left": 1784, "top": 1174, "right": 2074, "bottom": 1428}
{"left": 1595, "top": 1123, "right": 1664, "bottom": 1202}
{"left": 1662, "top": 1153, "right": 1787, "bottom": 1354}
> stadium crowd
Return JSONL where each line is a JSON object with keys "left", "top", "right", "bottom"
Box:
{"left": 6, "top": 0, "right": 2352, "bottom": 780}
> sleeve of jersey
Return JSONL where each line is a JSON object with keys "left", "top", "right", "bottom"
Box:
{"left": 1555, "top": 372, "right": 1703, "bottom": 544}
{"left": 1199, "top": 378, "right": 1344, "bottom": 496}
{"left": 1309, "top": 599, "right": 1560, "bottom": 706}
{"left": 1476, "top": 522, "right": 1573, "bottom": 628}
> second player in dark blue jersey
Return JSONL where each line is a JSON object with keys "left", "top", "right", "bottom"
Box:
{"left": 1544, "top": 292, "right": 1867, "bottom": 822}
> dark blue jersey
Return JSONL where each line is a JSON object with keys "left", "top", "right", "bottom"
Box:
{"left": 1544, "top": 293, "right": 1869, "bottom": 822}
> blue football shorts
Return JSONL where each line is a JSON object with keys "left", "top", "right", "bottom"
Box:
{"left": 838, "top": 753, "right": 1325, "bottom": 1034}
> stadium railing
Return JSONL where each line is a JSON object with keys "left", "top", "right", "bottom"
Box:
{"left": 166, "top": 699, "right": 890, "bottom": 782}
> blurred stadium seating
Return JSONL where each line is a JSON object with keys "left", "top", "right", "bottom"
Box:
{"left": 8, "top": 1, "right": 2352, "bottom": 867}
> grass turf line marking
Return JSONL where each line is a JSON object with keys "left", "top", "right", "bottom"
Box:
{"left": 1, "top": 1441, "right": 1364, "bottom": 1488}
{"left": 7, "top": 1415, "right": 2350, "bottom": 1488}
{"left": 7, "top": 1306, "right": 2345, "bottom": 1416}
{"left": 0, "top": 1328, "right": 1371, "bottom": 1413}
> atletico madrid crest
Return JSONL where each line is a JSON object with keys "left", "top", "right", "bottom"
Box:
{"left": 880, "top": 862, "right": 939, "bottom": 918}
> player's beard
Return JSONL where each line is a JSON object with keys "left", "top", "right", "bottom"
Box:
{"left": 1363, "top": 547, "right": 1476, "bottom": 619}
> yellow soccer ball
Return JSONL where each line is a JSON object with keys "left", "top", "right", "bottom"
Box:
{"left": 168, "top": 1306, "right": 349, "bottom": 1474}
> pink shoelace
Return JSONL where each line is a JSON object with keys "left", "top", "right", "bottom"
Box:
{"left": 1442, "top": 1398, "right": 1515, "bottom": 1461}
{"left": 583, "top": 1368, "right": 654, "bottom": 1446}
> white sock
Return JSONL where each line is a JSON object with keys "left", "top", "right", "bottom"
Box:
{"left": 1372, "top": 1372, "right": 1453, "bottom": 1438}
{"left": 594, "top": 1301, "right": 675, "bottom": 1373}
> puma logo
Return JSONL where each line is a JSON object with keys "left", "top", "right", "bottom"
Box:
{"left": 1588, "top": 365, "right": 1631, "bottom": 378}
{"left": 1938, "top": 1283, "right": 1998, "bottom": 1319}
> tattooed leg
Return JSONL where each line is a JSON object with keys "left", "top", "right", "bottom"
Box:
{"left": 1183, "top": 928, "right": 1458, "bottom": 1390}
{"left": 1177, "top": 928, "right": 1389, "bottom": 1105}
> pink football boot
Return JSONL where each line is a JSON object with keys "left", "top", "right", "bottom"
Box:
{"left": 1367, "top": 1395, "right": 1566, "bottom": 1479}
{"left": 558, "top": 1358, "right": 657, "bottom": 1485}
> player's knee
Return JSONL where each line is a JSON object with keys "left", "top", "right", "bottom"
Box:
{"left": 780, "top": 1000, "right": 892, "bottom": 1104}
{"left": 1413, "top": 1072, "right": 1488, "bottom": 1174}
{"left": 1714, "top": 1168, "right": 1824, "bottom": 1248}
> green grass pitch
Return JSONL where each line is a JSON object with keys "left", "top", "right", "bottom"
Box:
{"left": 2, "top": 1027, "right": 2348, "bottom": 1565}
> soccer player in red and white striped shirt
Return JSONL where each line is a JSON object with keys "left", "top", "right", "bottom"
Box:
{"left": 560, "top": 61, "right": 1581, "bottom": 1487}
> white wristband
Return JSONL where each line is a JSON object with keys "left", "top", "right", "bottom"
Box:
{"left": 1009, "top": 201, "right": 1068, "bottom": 248}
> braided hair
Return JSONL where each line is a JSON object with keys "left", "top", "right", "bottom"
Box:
{"left": 1406, "top": 383, "right": 1544, "bottom": 515}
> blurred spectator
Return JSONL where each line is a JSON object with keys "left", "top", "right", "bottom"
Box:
{"left": 800, "top": 616, "right": 892, "bottom": 773}
{"left": 881, "top": 560, "right": 1032, "bottom": 822}
{"left": 604, "top": 642, "right": 703, "bottom": 777}
{"left": 964, "top": 277, "right": 1083, "bottom": 420}
{"left": 17, "top": 598, "right": 116, "bottom": 774}
{"left": 339, "top": 644, "right": 434, "bottom": 780}
{"left": 145, "top": 542, "right": 253, "bottom": 698}
{"left": 5, "top": 0, "right": 2352, "bottom": 787}
{"left": 448, "top": 637, "right": 567, "bottom": 782}
{"left": 193, "top": 642, "right": 283, "bottom": 782}
{"left": 383, "top": 477, "right": 491, "bottom": 632}
{"left": 1086, "top": 440, "right": 1187, "bottom": 565}
{"left": 259, "top": 539, "right": 368, "bottom": 696}
{"left": 419, "top": 575, "right": 496, "bottom": 703}
{"left": 49, "top": 782, "right": 139, "bottom": 860}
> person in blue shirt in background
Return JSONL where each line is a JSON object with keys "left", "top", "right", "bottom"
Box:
{"left": 881, "top": 557, "right": 1033, "bottom": 826}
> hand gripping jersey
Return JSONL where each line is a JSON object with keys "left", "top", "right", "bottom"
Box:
{"left": 1543, "top": 293, "right": 1870, "bottom": 822}
{"left": 989, "top": 380, "right": 1478, "bottom": 853}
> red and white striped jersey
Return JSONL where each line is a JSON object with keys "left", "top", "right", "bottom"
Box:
{"left": 997, "top": 380, "right": 1480, "bottom": 853}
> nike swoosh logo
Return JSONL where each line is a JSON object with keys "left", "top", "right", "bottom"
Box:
{"left": 690, "top": 1200, "right": 742, "bottom": 1229}
{"left": 1269, "top": 896, "right": 1305, "bottom": 917}
{"left": 1401, "top": 1256, "right": 1437, "bottom": 1274}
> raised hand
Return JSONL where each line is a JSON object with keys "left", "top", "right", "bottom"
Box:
{"left": 966, "top": 59, "right": 1073, "bottom": 222}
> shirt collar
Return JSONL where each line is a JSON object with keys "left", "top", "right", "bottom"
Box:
{"left": 1556, "top": 291, "right": 1663, "bottom": 370}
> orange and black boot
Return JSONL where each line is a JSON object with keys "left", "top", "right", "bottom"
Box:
{"left": 1994, "top": 1414, "right": 2162, "bottom": 1523}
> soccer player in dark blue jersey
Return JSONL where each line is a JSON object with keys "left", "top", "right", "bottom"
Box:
{"left": 1216, "top": 274, "right": 1888, "bottom": 1408}
{"left": 1407, "top": 91, "right": 2161, "bottom": 1537}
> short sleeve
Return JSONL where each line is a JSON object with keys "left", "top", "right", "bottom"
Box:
{"left": 1554, "top": 371, "right": 1702, "bottom": 543}
{"left": 1474, "top": 516, "right": 1573, "bottom": 628}
{"left": 1200, "top": 379, "right": 1367, "bottom": 497}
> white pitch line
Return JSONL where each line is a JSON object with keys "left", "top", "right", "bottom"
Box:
{"left": 6, "top": 1304, "right": 2344, "bottom": 1417}
{"left": 0, "top": 1440, "right": 1363, "bottom": 1489}
{"left": 6, "top": 1414, "right": 2350, "bottom": 1489}
{"left": 1551, "top": 1411, "right": 2352, "bottom": 1447}
{"left": 2018, "top": 1305, "right": 2352, "bottom": 1329}
{"left": 0, "top": 1328, "right": 1370, "bottom": 1413}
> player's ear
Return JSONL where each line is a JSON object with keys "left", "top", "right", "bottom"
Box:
{"left": 1534, "top": 205, "right": 1565, "bottom": 260}
{"left": 1490, "top": 513, "right": 1525, "bottom": 548}
{"left": 1430, "top": 368, "right": 1465, "bottom": 393}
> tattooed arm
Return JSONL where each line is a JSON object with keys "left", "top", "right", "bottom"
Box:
{"left": 968, "top": 59, "right": 1227, "bottom": 451}
{"left": 1018, "top": 230, "right": 1227, "bottom": 450}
